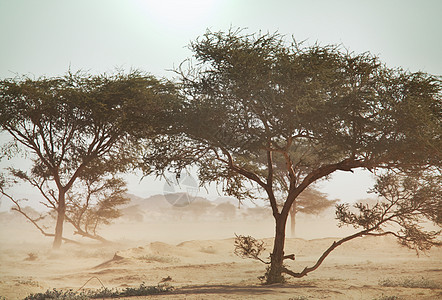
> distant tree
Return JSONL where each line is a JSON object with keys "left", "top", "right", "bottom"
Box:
{"left": 1, "top": 166, "right": 129, "bottom": 243}
{"left": 144, "top": 29, "right": 441, "bottom": 283}
{"left": 0, "top": 70, "right": 179, "bottom": 248}
{"left": 288, "top": 188, "right": 337, "bottom": 237}
{"left": 245, "top": 206, "right": 272, "bottom": 220}
{"left": 120, "top": 204, "right": 145, "bottom": 222}
{"left": 183, "top": 199, "right": 214, "bottom": 220}
{"left": 215, "top": 201, "right": 237, "bottom": 220}
{"left": 64, "top": 163, "right": 130, "bottom": 243}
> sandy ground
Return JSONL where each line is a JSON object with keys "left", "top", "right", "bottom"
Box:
{"left": 1, "top": 214, "right": 441, "bottom": 300}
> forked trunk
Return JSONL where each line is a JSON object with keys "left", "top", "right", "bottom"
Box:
{"left": 53, "top": 191, "right": 66, "bottom": 249}
{"left": 266, "top": 215, "right": 288, "bottom": 284}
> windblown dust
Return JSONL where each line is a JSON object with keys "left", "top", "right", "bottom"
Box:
{"left": 1, "top": 195, "right": 441, "bottom": 299}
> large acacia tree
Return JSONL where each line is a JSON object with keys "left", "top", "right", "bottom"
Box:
{"left": 0, "top": 70, "right": 178, "bottom": 249}
{"left": 144, "top": 29, "right": 441, "bottom": 283}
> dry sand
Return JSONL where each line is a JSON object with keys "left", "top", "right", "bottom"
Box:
{"left": 1, "top": 211, "right": 441, "bottom": 300}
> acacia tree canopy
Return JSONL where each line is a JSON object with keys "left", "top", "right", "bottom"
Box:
{"left": 144, "top": 29, "right": 441, "bottom": 283}
{"left": 0, "top": 70, "right": 179, "bottom": 248}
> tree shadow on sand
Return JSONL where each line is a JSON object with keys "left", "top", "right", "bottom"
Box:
{"left": 171, "top": 283, "right": 317, "bottom": 297}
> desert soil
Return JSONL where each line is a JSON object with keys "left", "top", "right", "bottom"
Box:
{"left": 1, "top": 216, "right": 441, "bottom": 300}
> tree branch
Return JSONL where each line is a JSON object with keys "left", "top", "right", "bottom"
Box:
{"left": 282, "top": 229, "right": 370, "bottom": 278}
{"left": 265, "top": 147, "right": 280, "bottom": 217}
{"left": 1, "top": 188, "right": 79, "bottom": 244}
{"left": 218, "top": 146, "right": 268, "bottom": 189}
{"left": 282, "top": 158, "right": 371, "bottom": 218}
{"left": 63, "top": 211, "right": 111, "bottom": 243}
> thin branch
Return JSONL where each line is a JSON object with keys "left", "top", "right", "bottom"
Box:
{"left": 265, "top": 147, "right": 280, "bottom": 217}
{"left": 282, "top": 158, "right": 370, "bottom": 218}
{"left": 64, "top": 214, "right": 110, "bottom": 243}
{"left": 282, "top": 229, "right": 370, "bottom": 278}
{"left": 218, "top": 146, "right": 268, "bottom": 189}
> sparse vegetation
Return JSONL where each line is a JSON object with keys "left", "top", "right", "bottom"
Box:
{"left": 24, "top": 283, "right": 173, "bottom": 300}
{"left": 288, "top": 296, "right": 309, "bottom": 300}
{"left": 16, "top": 278, "right": 40, "bottom": 287}
{"left": 25, "top": 252, "right": 38, "bottom": 261}
{"left": 200, "top": 246, "right": 217, "bottom": 254}
{"left": 372, "top": 296, "right": 402, "bottom": 300}
{"left": 234, "top": 172, "right": 442, "bottom": 282}
{"left": 24, "top": 289, "right": 88, "bottom": 300}
{"left": 379, "top": 277, "right": 441, "bottom": 289}
{"left": 137, "top": 255, "right": 179, "bottom": 264}
{"left": 234, "top": 234, "right": 267, "bottom": 263}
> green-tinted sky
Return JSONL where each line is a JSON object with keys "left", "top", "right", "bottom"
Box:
{"left": 0, "top": 0, "right": 441, "bottom": 205}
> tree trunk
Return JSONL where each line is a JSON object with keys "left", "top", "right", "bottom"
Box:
{"left": 53, "top": 191, "right": 66, "bottom": 249}
{"left": 290, "top": 202, "right": 297, "bottom": 238}
{"left": 266, "top": 215, "right": 288, "bottom": 284}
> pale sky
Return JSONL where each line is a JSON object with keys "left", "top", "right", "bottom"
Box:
{"left": 0, "top": 0, "right": 441, "bottom": 208}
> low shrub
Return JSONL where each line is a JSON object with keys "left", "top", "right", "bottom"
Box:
{"left": 137, "top": 254, "right": 179, "bottom": 263}
{"left": 379, "top": 277, "right": 440, "bottom": 289}
{"left": 373, "top": 295, "right": 402, "bottom": 300}
{"left": 24, "top": 283, "right": 173, "bottom": 299}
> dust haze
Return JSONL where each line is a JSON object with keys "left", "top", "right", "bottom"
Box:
{"left": 1, "top": 193, "right": 441, "bottom": 299}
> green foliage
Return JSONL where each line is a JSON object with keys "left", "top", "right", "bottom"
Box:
{"left": 146, "top": 28, "right": 441, "bottom": 212}
{"left": 24, "top": 289, "right": 88, "bottom": 300}
{"left": 24, "top": 283, "right": 173, "bottom": 299}
{"left": 66, "top": 173, "right": 130, "bottom": 238}
{"left": 0, "top": 69, "right": 177, "bottom": 184}
{"left": 145, "top": 28, "right": 441, "bottom": 282}
{"left": 85, "top": 283, "right": 173, "bottom": 298}
{"left": 0, "top": 70, "right": 180, "bottom": 247}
